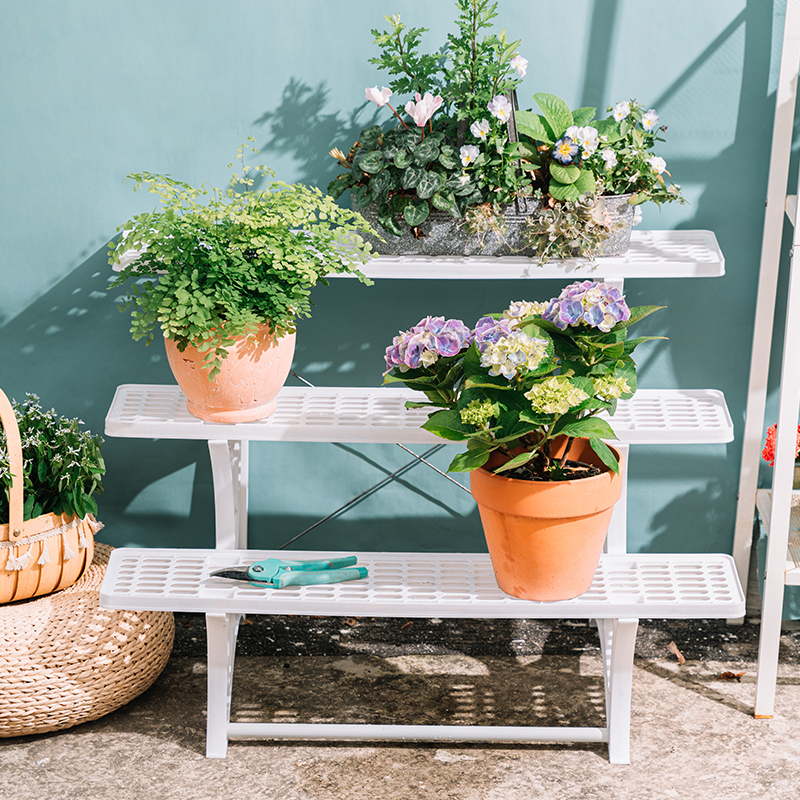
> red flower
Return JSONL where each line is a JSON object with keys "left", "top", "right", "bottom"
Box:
{"left": 761, "top": 423, "right": 800, "bottom": 466}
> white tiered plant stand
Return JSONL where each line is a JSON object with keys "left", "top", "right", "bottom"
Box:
{"left": 100, "top": 234, "right": 744, "bottom": 763}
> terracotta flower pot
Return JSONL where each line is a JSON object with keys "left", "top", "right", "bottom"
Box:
{"left": 164, "top": 325, "right": 296, "bottom": 423}
{"left": 469, "top": 437, "right": 623, "bottom": 601}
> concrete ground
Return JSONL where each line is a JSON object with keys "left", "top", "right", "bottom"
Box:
{"left": 3, "top": 554, "right": 800, "bottom": 799}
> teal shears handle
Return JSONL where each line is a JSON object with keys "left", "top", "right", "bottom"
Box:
{"left": 276, "top": 566, "right": 368, "bottom": 588}
{"left": 244, "top": 556, "right": 366, "bottom": 588}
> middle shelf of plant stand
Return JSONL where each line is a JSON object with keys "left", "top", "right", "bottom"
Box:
{"left": 105, "top": 385, "right": 733, "bottom": 446}
{"left": 333, "top": 230, "right": 724, "bottom": 280}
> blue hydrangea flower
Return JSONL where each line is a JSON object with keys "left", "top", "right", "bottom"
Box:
{"left": 542, "top": 280, "right": 631, "bottom": 332}
{"left": 384, "top": 316, "right": 473, "bottom": 373}
{"left": 473, "top": 316, "right": 516, "bottom": 352}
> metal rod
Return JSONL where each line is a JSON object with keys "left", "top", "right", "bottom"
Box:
{"left": 278, "top": 444, "right": 444, "bottom": 549}
{"left": 277, "top": 371, "right": 471, "bottom": 549}
{"left": 393, "top": 442, "right": 471, "bottom": 494}
{"left": 290, "top": 371, "right": 468, "bottom": 492}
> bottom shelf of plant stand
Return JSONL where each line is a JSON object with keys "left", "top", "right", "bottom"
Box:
{"left": 99, "top": 547, "right": 745, "bottom": 764}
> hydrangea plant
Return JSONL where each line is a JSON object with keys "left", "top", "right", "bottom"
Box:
{"left": 0, "top": 395, "right": 105, "bottom": 523}
{"left": 327, "top": 0, "right": 531, "bottom": 237}
{"left": 383, "top": 281, "right": 663, "bottom": 480}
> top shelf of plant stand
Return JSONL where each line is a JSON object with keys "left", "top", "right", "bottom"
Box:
{"left": 334, "top": 230, "right": 724, "bottom": 280}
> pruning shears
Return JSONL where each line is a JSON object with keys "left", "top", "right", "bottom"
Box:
{"left": 210, "top": 556, "right": 368, "bottom": 589}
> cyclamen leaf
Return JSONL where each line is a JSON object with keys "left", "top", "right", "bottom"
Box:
{"left": 359, "top": 125, "right": 383, "bottom": 150}
{"left": 394, "top": 150, "right": 412, "bottom": 169}
{"left": 403, "top": 199, "right": 430, "bottom": 227}
{"left": 431, "top": 188, "right": 456, "bottom": 211}
{"left": 416, "top": 171, "right": 444, "bottom": 200}
{"left": 401, "top": 165, "right": 425, "bottom": 190}
{"left": 412, "top": 139, "right": 440, "bottom": 165}
{"left": 357, "top": 151, "right": 386, "bottom": 174}
{"left": 438, "top": 145, "right": 459, "bottom": 169}
{"left": 378, "top": 212, "right": 403, "bottom": 237}
{"left": 352, "top": 184, "right": 372, "bottom": 208}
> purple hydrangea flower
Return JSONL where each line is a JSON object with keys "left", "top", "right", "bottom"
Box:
{"left": 384, "top": 316, "right": 473, "bottom": 373}
{"left": 542, "top": 280, "right": 631, "bottom": 332}
{"left": 473, "top": 316, "right": 515, "bottom": 352}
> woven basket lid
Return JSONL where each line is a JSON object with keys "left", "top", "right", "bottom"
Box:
{"left": 0, "top": 543, "right": 174, "bottom": 737}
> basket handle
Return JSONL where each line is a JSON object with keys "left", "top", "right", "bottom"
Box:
{"left": 0, "top": 388, "right": 24, "bottom": 541}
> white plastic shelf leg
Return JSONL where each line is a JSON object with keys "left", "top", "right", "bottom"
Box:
{"left": 208, "top": 440, "right": 249, "bottom": 550}
{"left": 598, "top": 617, "right": 639, "bottom": 765}
{"left": 205, "top": 612, "right": 240, "bottom": 758}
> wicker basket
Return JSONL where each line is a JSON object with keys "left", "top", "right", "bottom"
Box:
{"left": 0, "top": 543, "right": 175, "bottom": 737}
{"left": 0, "top": 388, "right": 98, "bottom": 603}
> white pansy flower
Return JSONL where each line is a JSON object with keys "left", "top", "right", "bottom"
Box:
{"left": 612, "top": 101, "right": 631, "bottom": 122}
{"left": 648, "top": 156, "right": 667, "bottom": 174}
{"left": 487, "top": 95, "right": 513, "bottom": 122}
{"left": 510, "top": 53, "right": 528, "bottom": 78}
{"left": 470, "top": 119, "right": 490, "bottom": 140}
{"left": 600, "top": 148, "right": 618, "bottom": 169}
{"left": 460, "top": 144, "right": 480, "bottom": 167}
{"left": 576, "top": 126, "right": 599, "bottom": 155}
{"left": 641, "top": 109, "right": 659, "bottom": 130}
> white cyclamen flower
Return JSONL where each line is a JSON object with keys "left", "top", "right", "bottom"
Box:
{"left": 600, "top": 148, "right": 618, "bottom": 168}
{"left": 460, "top": 144, "right": 480, "bottom": 166}
{"left": 648, "top": 156, "right": 667, "bottom": 174}
{"left": 470, "top": 119, "right": 490, "bottom": 140}
{"left": 365, "top": 86, "right": 392, "bottom": 107}
{"left": 487, "top": 95, "right": 513, "bottom": 122}
{"left": 641, "top": 109, "right": 660, "bottom": 130}
{"left": 612, "top": 101, "right": 631, "bottom": 122}
{"left": 510, "top": 53, "right": 528, "bottom": 77}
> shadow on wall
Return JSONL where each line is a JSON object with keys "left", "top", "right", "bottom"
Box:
{"left": 0, "top": 243, "right": 486, "bottom": 552}
{"left": 0, "top": 0, "right": 775, "bottom": 556}
{"left": 621, "top": 0, "right": 776, "bottom": 551}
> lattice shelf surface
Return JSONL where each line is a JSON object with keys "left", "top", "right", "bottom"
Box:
{"left": 100, "top": 548, "right": 745, "bottom": 620}
{"left": 105, "top": 385, "right": 733, "bottom": 445}
{"left": 333, "top": 230, "right": 724, "bottom": 280}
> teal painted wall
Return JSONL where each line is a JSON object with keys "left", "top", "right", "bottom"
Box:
{"left": 0, "top": 0, "right": 789, "bottom": 554}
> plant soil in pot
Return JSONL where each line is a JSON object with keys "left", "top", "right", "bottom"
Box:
{"left": 164, "top": 325, "right": 296, "bottom": 423}
{"left": 469, "top": 437, "right": 623, "bottom": 601}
